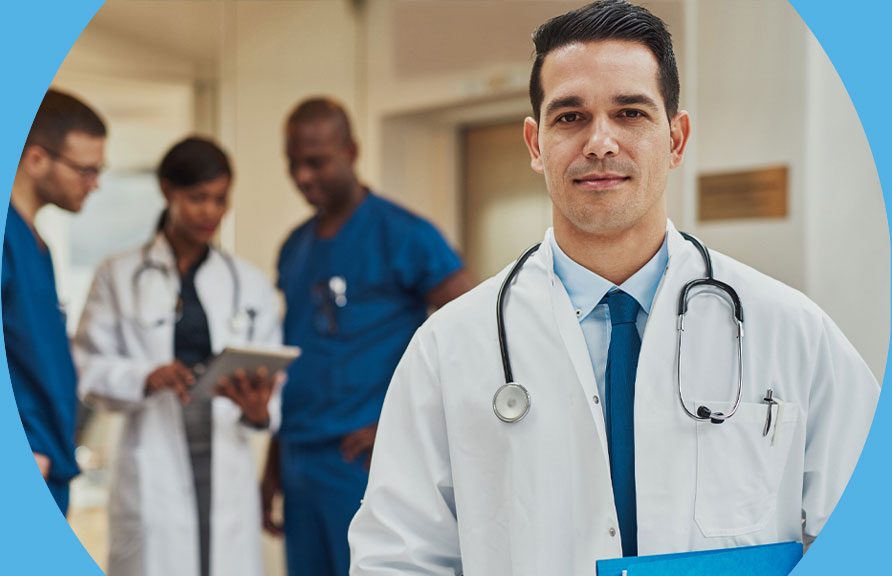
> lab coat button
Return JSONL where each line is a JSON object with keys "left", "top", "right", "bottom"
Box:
{"left": 608, "top": 527, "right": 616, "bottom": 537}
{"left": 593, "top": 396, "right": 600, "bottom": 405}
{"left": 575, "top": 309, "right": 582, "bottom": 318}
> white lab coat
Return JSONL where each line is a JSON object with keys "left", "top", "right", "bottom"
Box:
{"left": 349, "top": 222, "right": 879, "bottom": 575}
{"left": 73, "top": 233, "right": 282, "bottom": 576}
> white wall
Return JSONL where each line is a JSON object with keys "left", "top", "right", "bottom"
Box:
{"left": 691, "top": 0, "right": 808, "bottom": 290}
{"left": 687, "top": 0, "right": 887, "bottom": 379}
{"left": 803, "top": 33, "right": 889, "bottom": 379}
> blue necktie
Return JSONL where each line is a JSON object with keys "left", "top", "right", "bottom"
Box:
{"left": 603, "top": 290, "right": 640, "bottom": 557}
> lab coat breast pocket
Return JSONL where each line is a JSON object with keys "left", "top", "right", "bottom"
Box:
{"left": 694, "top": 400, "right": 799, "bottom": 537}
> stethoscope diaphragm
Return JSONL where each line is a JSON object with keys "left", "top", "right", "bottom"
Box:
{"left": 493, "top": 383, "right": 531, "bottom": 423}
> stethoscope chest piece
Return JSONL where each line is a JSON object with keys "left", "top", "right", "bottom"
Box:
{"left": 493, "top": 383, "right": 531, "bottom": 423}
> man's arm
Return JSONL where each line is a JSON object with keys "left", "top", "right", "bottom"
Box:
{"left": 425, "top": 269, "right": 475, "bottom": 310}
{"left": 349, "top": 328, "right": 462, "bottom": 575}
{"left": 801, "top": 313, "right": 879, "bottom": 541}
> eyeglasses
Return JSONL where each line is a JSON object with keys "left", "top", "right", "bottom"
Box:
{"left": 42, "top": 147, "right": 105, "bottom": 180}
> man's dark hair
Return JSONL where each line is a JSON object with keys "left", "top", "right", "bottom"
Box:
{"left": 285, "top": 97, "right": 355, "bottom": 145}
{"left": 24, "top": 89, "right": 107, "bottom": 154}
{"left": 529, "top": 0, "right": 679, "bottom": 122}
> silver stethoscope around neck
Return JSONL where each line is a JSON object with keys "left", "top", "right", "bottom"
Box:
{"left": 131, "top": 239, "right": 257, "bottom": 339}
{"left": 492, "top": 232, "right": 744, "bottom": 425}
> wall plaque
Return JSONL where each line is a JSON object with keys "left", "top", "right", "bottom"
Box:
{"left": 698, "top": 165, "right": 788, "bottom": 221}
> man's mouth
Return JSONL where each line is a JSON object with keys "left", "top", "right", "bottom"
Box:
{"left": 573, "top": 173, "right": 630, "bottom": 188}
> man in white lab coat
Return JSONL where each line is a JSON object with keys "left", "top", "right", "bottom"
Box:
{"left": 348, "top": 1, "right": 880, "bottom": 574}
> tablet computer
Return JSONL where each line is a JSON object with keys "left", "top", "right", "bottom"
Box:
{"left": 193, "top": 345, "right": 301, "bottom": 395}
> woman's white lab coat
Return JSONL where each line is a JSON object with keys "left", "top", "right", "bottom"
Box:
{"left": 349, "top": 222, "right": 880, "bottom": 575}
{"left": 73, "top": 233, "right": 281, "bottom": 576}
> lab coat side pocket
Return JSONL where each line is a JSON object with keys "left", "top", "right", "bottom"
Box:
{"left": 694, "top": 401, "right": 799, "bottom": 538}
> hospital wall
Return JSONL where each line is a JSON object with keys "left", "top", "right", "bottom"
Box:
{"left": 689, "top": 0, "right": 889, "bottom": 379}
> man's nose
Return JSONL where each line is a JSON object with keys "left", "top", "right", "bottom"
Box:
{"left": 293, "top": 165, "right": 314, "bottom": 187}
{"left": 583, "top": 117, "right": 619, "bottom": 159}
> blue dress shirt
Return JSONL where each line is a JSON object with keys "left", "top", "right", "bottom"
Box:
{"left": 549, "top": 229, "right": 669, "bottom": 414}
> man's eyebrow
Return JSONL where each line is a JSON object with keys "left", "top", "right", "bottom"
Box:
{"left": 613, "top": 93, "right": 660, "bottom": 110}
{"left": 543, "top": 96, "right": 584, "bottom": 119}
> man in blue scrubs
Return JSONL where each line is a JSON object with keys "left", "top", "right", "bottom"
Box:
{"left": 261, "top": 97, "right": 474, "bottom": 576}
{"left": 4, "top": 89, "right": 106, "bottom": 514}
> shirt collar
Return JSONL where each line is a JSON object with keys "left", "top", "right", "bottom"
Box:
{"left": 549, "top": 227, "right": 669, "bottom": 320}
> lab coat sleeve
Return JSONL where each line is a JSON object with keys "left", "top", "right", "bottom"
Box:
{"left": 73, "top": 261, "right": 156, "bottom": 412}
{"left": 801, "top": 312, "right": 880, "bottom": 539}
{"left": 244, "top": 270, "right": 284, "bottom": 433}
{"left": 349, "top": 327, "right": 462, "bottom": 576}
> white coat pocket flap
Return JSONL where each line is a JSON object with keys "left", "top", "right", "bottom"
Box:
{"left": 694, "top": 400, "right": 799, "bottom": 538}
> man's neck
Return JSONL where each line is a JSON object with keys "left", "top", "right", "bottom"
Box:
{"left": 316, "top": 183, "right": 367, "bottom": 239}
{"left": 10, "top": 173, "right": 45, "bottom": 226}
{"left": 553, "top": 214, "right": 667, "bottom": 286}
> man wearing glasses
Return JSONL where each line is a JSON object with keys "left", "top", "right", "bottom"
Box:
{"left": 4, "top": 88, "right": 106, "bottom": 513}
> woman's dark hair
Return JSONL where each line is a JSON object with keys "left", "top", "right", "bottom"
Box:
{"left": 529, "top": 0, "right": 679, "bottom": 122}
{"left": 155, "top": 136, "right": 232, "bottom": 232}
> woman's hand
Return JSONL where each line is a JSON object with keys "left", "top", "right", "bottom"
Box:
{"left": 145, "top": 360, "right": 195, "bottom": 404}
{"left": 214, "top": 367, "right": 277, "bottom": 427}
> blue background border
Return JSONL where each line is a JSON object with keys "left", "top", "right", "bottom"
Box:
{"left": 0, "top": 1, "right": 887, "bottom": 574}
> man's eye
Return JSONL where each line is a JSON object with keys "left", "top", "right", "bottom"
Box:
{"left": 557, "top": 113, "right": 580, "bottom": 123}
{"left": 621, "top": 109, "right": 646, "bottom": 119}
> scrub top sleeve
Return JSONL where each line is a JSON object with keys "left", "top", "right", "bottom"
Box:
{"left": 73, "top": 261, "right": 155, "bottom": 412}
{"left": 1, "top": 242, "right": 11, "bottom": 295}
{"left": 801, "top": 312, "right": 879, "bottom": 539}
{"left": 17, "top": 409, "right": 53, "bottom": 458}
{"left": 393, "top": 218, "right": 463, "bottom": 296}
{"left": 348, "top": 327, "right": 462, "bottom": 575}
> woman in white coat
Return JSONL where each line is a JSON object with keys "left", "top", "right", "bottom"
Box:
{"left": 74, "top": 137, "right": 281, "bottom": 576}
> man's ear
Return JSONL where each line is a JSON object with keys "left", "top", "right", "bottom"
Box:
{"left": 346, "top": 139, "right": 359, "bottom": 165}
{"left": 18, "top": 145, "right": 52, "bottom": 177}
{"left": 523, "top": 117, "right": 544, "bottom": 174}
{"left": 668, "top": 110, "right": 691, "bottom": 169}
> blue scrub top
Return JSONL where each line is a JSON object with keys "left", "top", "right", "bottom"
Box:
{"left": 277, "top": 191, "right": 462, "bottom": 442}
{"left": 2, "top": 206, "right": 79, "bottom": 486}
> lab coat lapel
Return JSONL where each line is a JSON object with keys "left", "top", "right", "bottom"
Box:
{"left": 532, "top": 238, "right": 611, "bottom": 469}
{"left": 634, "top": 222, "right": 710, "bottom": 553}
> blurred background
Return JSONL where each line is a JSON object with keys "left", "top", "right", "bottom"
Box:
{"left": 33, "top": 0, "right": 887, "bottom": 574}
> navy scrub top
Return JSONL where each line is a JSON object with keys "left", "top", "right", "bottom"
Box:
{"left": 2, "top": 206, "right": 79, "bottom": 493}
{"left": 276, "top": 191, "right": 463, "bottom": 443}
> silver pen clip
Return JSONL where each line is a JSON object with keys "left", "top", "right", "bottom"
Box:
{"left": 762, "top": 389, "right": 778, "bottom": 437}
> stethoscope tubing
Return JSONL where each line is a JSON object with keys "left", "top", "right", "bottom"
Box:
{"left": 494, "top": 232, "right": 745, "bottom": 425}
{"left": 132, "top": 240, "right": 248, "bottom": 335}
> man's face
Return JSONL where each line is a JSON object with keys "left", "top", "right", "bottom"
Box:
{"left": 35, "top": 131, "right": 105, "bottom": 213}
{"left": 524, "top": 40, "right": 689, "bottom": 240}
{"left": 285, "top": 119, "right": 357, "bottom": 215}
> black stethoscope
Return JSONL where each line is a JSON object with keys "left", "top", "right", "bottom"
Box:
{"left": 131, "top": 240, "right": 257, "bottom": 340}
{"left": 492, "top": 233, "right": 744, "bottom": 425}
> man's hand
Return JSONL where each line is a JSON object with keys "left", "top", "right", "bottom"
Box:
{"left": 261, "top": 437, "right": 284, "bottom": 536}
{"left": 341, "top": 422, "right": 378, "bottom": 469}
{"left": 33, "top": 452, "right": 50, "bottom": 479}
{"left": 214, "top": 367, "right": 279, "bottom": 427}
{"left": 145, "top": 360, "right": 194, "bottom": 404}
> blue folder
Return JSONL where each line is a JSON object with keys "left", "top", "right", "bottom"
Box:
{"left": 596, "top": 541, "right": 803, "bottom": 576}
